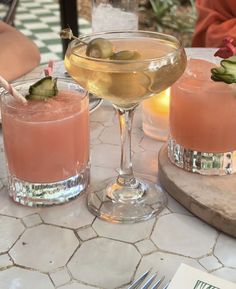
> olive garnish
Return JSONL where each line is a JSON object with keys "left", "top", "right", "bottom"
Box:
{"left": 60, "top": 28, "right": 142, "bottom": 61}
{"left": 110, "top": 50, "right": 141, "bottom": 60}
{"left": 60, "top": 28, "right": 113, "bottom": 59}
{"left": 86, "top": 38, "right": 113, "bottom": 59}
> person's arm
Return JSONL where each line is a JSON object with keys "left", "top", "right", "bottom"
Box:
{"left": 0, "top": 21, "right": 40, "bottom": 81}
{"left": 192, "top": 0, "right": 236, "bottom": 47}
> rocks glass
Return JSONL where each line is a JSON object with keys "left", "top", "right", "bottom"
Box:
{"left": 1, "top": 78, "right": 90, "bottom": 206}
{"left": 168, "top": 59, "right": 236, "bottom": 175}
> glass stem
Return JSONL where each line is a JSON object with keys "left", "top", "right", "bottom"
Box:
{"left": 115, "top": 106, "right": 137, "bottom": 187}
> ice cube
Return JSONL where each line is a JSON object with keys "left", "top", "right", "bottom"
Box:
{"left": 92, "top": 3, "right": 138, "bottom": 32}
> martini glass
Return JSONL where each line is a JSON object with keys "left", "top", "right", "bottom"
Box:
{"left": 65, "top": 31, "right": 187, "bottom": 223}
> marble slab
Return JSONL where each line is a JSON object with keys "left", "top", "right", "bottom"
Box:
{"left": 158, "top": 144, "right": 236, "bottom": 238}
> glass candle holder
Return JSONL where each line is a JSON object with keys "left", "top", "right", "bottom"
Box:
{"left": 92, "top": 0, "right": 138, "bottom": 32}
{"left": 1, "top": 78, "right": 90, "bottom": 206}
{"left": 142, "top": 88, "right": 170, "bottom": 141}
{"left": 168, "top": 58, "right": 236, "bottom": 175}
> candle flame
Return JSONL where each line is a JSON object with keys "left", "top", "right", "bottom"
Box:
{"left": 153, "top": 88, "right": 170, "bottom": 107}
{"left": 152, "top": 88, "right": 170, "bottom": 115}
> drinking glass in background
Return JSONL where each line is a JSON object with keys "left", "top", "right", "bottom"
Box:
{"left": 1, "top": 78, "right": 90, "bottom": 206}
{"left": 92, "top": 0, "right": 138, "bottom": 32}
{"left": 142, "top": 88, "right": 170, "bottom": 141}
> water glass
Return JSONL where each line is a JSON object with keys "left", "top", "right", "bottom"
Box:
{"left": 92, "top": 0, "right": 139, "bottom": 32}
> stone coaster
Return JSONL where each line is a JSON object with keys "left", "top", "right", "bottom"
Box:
{"left": 158, "top": 144, "right": 236, "bottom": 238}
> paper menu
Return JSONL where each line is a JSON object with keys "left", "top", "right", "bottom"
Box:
{"left": 168, "top": 264, "right": 236, "bottom": 289}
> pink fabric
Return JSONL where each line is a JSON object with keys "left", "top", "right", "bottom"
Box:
{"left": 192, "top": 0, "right": 236, "bottom": 47}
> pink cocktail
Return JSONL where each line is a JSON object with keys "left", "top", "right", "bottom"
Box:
{"left": 168, "top": 59, "right": 236, "bottom": 175}
{"left": 1, "top": 78, "right": 90, "bottom": 206}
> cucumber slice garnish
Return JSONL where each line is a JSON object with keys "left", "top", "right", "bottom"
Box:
{"left": 211, "top": 55, "right": 236, "bottom": 84}
{"left": 26, "top": 76, "right": 58, "bottom": 100}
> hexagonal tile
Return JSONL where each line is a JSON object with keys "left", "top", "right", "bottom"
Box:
{"left": 93, "top": 218, "right": 155, "bottom": 243}
{"left": 90, "top": 122, "right": 104, "bottom": 145}
{"left": 9, "top": 224, "right": 79, "bottom": 272}
{"left": 50, "top": 267, "right": 71, "bottom": 287}
{"left": 131, "top": 131, "right": 145, "bottom": 154}
{"left": 198, "top": 255, "right": 222, "bottom": 271}
{"left": 22, "top": 213, "right": 42, "bottom": 228}
{"left": 166, "top": 195, "right": 193, "bottom": 216}
{"left": 133, "top": 151, "right": 158, "bottom": 176}
{"left": 159, "top": 207, "right": 172, "bottom": 217}
{"left": 99, "top": 126, "right": 120, "bottom": 145}
{"left": 0, "top": 186, "right": 39, "bottom": 218}
{"left": 139, "top": 136, "right": 163, "bottom": 153}
{"left": 213, "top": 267, "right": 236, "bottom": 283}
{"left": 90, "top": 104, "right": 116, "bottom": 126}
{"left": 0, "top": 150, "right": 7, "bottom": 179}
{"left": 59, "top": 282, "right": 98, "bottom": 289}
{"left": 151, "top": 213, "right": 217, "bottom": 258}
{"left": 90, "top": 166, "right": 117, "bottom": 184}
{"left": 77, "top": 226, "right": 97, "bottom": 241}
{"left": 0, "top": 254, "right": 13, "bottom": 268}
{"left": 68, "top": 237, "right": 140, "bottom": 289}
{"left": 40, "top": 195, "right": 95, "bottom": 229}
{"left": 136, "top": 251, "right": 204, "bottom": 287}
{"left": 0, "top": 267, "right": 54, "bottom": 289}
{"left": 135, "top": 239, "right": 157, "bottom": 255}
{"left": 0, "top": 215, "right": 25, "bottom": 253}
{"left": 214, "top": 234, "right": 236, "bottom": 268}
{"left": 91, "top": 144, "right": 120, "bottom": 169}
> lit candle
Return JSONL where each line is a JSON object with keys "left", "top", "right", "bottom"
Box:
{"left": 142, "top": 88, "right": 170, "bottom": 141}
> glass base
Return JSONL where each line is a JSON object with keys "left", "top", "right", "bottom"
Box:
{"left": 87, "top": 176, "right": 167, "bottom": 224}
{"left": 8, "top": 167, "right": 90, "bottom": 207}
{"left": 168, "top": 136, "right": 236, "bottom": 175}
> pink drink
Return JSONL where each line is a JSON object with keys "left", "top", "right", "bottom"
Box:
{"left": 1, "top": 79, "right": 90, "bottom": 206}
{"left": 170, "top": 59, "right": 236, "bottom": 153}
{"left": 168, "top": 59, "right": 236, "bottom": 175}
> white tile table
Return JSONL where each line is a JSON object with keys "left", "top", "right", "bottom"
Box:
{"left": 0, "top": 49, "right": 235, "bottom": 289}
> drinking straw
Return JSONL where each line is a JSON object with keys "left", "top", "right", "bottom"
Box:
{"left": 44, "top": 60, "right": 54, "bottom": 76}
{"left": 0, "top": 75, "right": 27, "bottom": 104}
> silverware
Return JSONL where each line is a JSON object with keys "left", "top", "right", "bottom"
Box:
{"left": 128, "top": 269, "right": 169, "bottom": 289}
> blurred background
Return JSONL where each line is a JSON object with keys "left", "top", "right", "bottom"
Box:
{"left": 79, "top": 0, "right": 197, "bottom": 46}
{"left": 0, "top": 0, "right": 197, "bottom": 63}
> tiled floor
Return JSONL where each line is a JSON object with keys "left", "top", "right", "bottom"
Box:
{"left": 1, "top": 0, "right": 91, "bottom": 64}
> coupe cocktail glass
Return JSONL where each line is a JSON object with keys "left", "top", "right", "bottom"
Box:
{"left": 1, "top": 78, "right": 90, "bottom": 206}
{"left": 65, "top": 31, "right": 187, "bottom": 223}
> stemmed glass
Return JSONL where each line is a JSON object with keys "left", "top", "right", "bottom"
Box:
{"left": 65, "top": 31, "right": 187, "bottom": 223}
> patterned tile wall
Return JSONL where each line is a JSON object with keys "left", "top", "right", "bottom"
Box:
{"left": 0, "top": 0, "right": 91, "bottom": 64}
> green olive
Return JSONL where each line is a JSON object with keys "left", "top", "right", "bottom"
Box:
{"left": 110, "top": 50, "right": 141, "bottom": 60}
{"left": 86, "top": 38, "right": 113, "bottom": 59}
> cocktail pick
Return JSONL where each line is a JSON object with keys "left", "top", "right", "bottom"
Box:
{"left": 60, "top": 28, "right": 87, "bottom": 45}
{"left": 44, "top": 60, "right": 54, "bottom": 76}
{"left": 0, "top": 75, "right": 27, "bottom": 104}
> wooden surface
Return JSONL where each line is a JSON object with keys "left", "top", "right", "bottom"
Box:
{"left": 158, "top": 145, "right": 236, "bottom": 238}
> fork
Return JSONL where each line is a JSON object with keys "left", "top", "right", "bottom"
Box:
{"left": 127, "top": 269, "right": 170, "bottom": 289}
